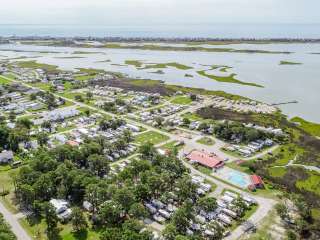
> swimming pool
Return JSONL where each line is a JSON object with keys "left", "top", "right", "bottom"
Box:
{"left": 227, "top": 170, "right": 251, "bottom": 188}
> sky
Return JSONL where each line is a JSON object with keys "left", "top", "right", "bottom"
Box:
{"left": 1, "top": 0, "right": 319, "bottom": 25}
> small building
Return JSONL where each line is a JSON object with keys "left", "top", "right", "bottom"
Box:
{"left": 0, "top": 151, "right": 14, "bottom": 164}
{"left": 249, "top": 175, "right": 264, "bottom": 189}
{"left": 186, "top": 150, "right": 224, "bottom": 169}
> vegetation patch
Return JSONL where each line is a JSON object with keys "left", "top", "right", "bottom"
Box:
{"left": 125, "top": 60, "right": 143, "bottom": 68}
{"left": 171, "top": 96, "right": 193, "bottom": 105}
{"left": 280, "top": 61, "right": 302, "bottom": 65}
{"left": 296, "top": 170, "right": 320, "bottom": 196}
{"left": 268, "top": 167, "right": 287, "bottom": 178}
{"left": 101, "top": 43, "right": 292, "bottom": 54}
{"left": 0, "top": 75, "right": 12, "bottom": 85}
{"left": 134, "top": 131, "right": 170, "bottom": 145}
{"left": 291, "top": 117, "right": 320, "bottom": 137}
{"left": 142, "top": 62, "right": 193, "bottom": 70}
{"left": 196, "top": 137, "right": 215, "bottom": 146}
{"left": 197, "top": 70, "right": 263, "bottom": 88}
{"left": 13, "top": 60, "right": 59, "bottom": 73}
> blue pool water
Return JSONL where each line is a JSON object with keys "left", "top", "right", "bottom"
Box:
{"left": 228, "top": 171, "right": 250, "bottom": 188}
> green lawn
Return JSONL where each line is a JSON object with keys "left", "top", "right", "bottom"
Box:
{"left": 74, "top": 74, "right": 97, "bottom": 81}
{"left": 19, "top": 217, "right": 100, "bottom": 240}
{"left": 296, "top": 170, "right": 320, "bottom": 196}
{"left": 272, "top": 144, "right": 304, "bottom": 166}
{"left": 291, "top": 116, "right": 320, "bottom": 137}
{"left": 159, "top": 140, "right": 184, "bottom": 152}
{"left": 0, "top": 75, "right": 12, "bottom": 85}
{"left": 0, "top": 167, "right": 20, "bottom": 214}
{"left": 134, "top": 131, "right": 170, "bottom": 145}
{"left": 171, "top": 96, "right": 193, "bottom": 105}
{"left": 30, "top": 82, "right": 52, "bottom": 91}
{"left": 196, "top": 137, "right": 215, "bottom": 146}
{"left": 268, "top": 167, "right": 287, "bottom": 178}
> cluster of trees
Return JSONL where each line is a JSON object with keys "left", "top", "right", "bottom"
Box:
{"left": 13, "top": 136, "right": 221, "bottom": 239}
{"left": 0, "top": 118, "right": 33, "bottom": 152}
{"left": 102, "top": 98, "right": 132, "bottom": 113}
{"left": 0, "top": 214, "right": 16, "bottom": 240}
{"left": 275, "top": 194, "right": 319, "bottom": 239}
{"left": 214, "top": 121, "right": 267, "bottom": 143}
{"left": 99, "top": 118, "right": 125, "bottom": 131}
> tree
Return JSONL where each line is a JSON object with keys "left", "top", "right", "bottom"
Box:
{"left": 171, "top": 202, "right": 194, "bottom": 234}
{"left": 233, "top": 197, "right": 248, "bottom": 217}
{"left": 16, "top": 184, "right": 35, "bottom": 207}
{"left": 74, "top": 95, "right": 84, "bottom": 102}
{"left": 275, "top": 203, "right": 289, "bottom": 221}
{"left": 182, "top": 118, "right": 190, "bottom": 126}
{"left": 114, "top": 187, "right": 135, "bottom": 212}
{"left": 17, "top": 118, "right": 33, "bottom": 129}
{"left": 71, "top": 207, "right": 87, "bottom": 232}
{"left": 197, "top": 197, "right": 217, "bottom": 212}
{"left": 86, "top": 92, "right": 93, "bottom": 101}
{"left": 162, "top": 223, "right": 178, "bottom": 240}
{"left": 88, "top": 154, "right": 109, "bottom": 178}
{"left": 9, "top": 111, "right": 16, "bottom": 122}
{"left": 190, "top": 94, "right": 197, "bottom": 101}
{"left": 155, "top": 116, "right": 164, "bottom": 127}
{"left": 43, "top": 203, "right": 59, "bottom": 235}
{"left": 100, "top": 228, "right": 122, "bottom": 240}
{"left": 41, "top": 121, "right": 52, "bottom": 133}
{"left": 128, "top": 203, "right": 148, "bottom": 219}
{"left": 176, "top": 176, "right": 198, "bottom": 203}
{"left": 36, "top": 132, "right": 49, "bottom": 147}
{"left": 84, "top": 109, "right": 90, "bottom": 117}
{"left": 207, "top": 221, "right": 224, "bottom": 240}
{"left": 30, "top": 93, "right": 37, "bottom": 101}
{"left": 98, "top": 201, "right": 124, "bottom": 226}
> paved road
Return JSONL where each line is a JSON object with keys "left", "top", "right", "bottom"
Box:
{"left": 0, "top": 202, "right": 31, "bottom": 240}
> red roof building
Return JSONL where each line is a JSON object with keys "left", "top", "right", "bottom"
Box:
{"left": 66, "top": 140, "right": 79, "bottom": 147}
{"left": 186, "top": 150, "right": 224, "bottom": 169}
{"left": 250, "top": 175, "right": 264, "bottom": 188}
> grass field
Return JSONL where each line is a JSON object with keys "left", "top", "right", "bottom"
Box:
{"left": 296, "top": 170, "right": 320, "bottom": 196}
{"left": 196, "top": 137, "right": 215, "bottom": 146}
{"left": 197, "top": 70, "right": 263, "bottom": 88}
{"left": 0, "top": 75, "right": 12, "bottom": 85}
{"left": 19, "top": 217, "right": 100, "bottom": 240}
{"left": 159, "top": 140, "right": 184, "bottom": 152}
{"left": 271, "top": 144, "right": 304, "bottom": 166}
{"left": 0, "top": 167, "right": 20, "bottom": 214}
{"left": 171, "top": 96, "right": 193, "bottom": 105}
{"left": 291, "top": 117, "right": 320, "bottom": 137}
{"left": 268, "top": 167, "right": 287, "bottom": 178}
{"left": 134, "top": 131, "right": 170, "bottom": 145}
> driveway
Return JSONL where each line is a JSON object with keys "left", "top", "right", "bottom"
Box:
{"left": 0, "top": 202, "right": 31, "bottom": 240}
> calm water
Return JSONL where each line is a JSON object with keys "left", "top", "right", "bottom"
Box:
{"left": 1, "top": 43, "right": 320, "bottom": 123}
{"left": 1, "top": 24, "right": 320, "bottom": 38}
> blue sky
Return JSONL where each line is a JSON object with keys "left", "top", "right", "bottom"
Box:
{"left": 1, "top": 0, "right": 319, "bottom": 25}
